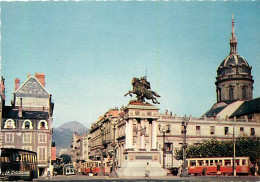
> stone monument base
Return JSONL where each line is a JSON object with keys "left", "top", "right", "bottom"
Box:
{"left": 116, "top": 150, "right": 166, "bottom": 177}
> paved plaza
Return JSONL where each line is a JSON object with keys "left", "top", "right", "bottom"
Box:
{"left": 35, "top": 174, "right": 260, "bottom": 182}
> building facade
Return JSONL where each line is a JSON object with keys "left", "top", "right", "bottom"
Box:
{"left": 89, "top": 108, "right": 120, "bottom": 168}
{"left": 86, "top": 16, "right": 260, "bottom": 176}
{"left": 71, "top": 133, "right": 90, "bottom": 172}
{"left": 0, "top": 73, "right": 54, "bottom": 176}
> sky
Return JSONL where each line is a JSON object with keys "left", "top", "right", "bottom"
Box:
{"left": 1, "top": 1, "right": 259, "bottom": 128}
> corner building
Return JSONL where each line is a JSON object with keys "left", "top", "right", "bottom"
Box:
{"left": 0, "top": 73, "right": 54, "bottom": 176}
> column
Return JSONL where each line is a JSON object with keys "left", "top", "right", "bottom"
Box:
{"left": 129, "top": 119, "right": 133, "bottom": 149}
{"left": 125, "top": 120, "right": 129, "bottom": 149}
{"left": 151, "top": 120, "right": 157, "bottom": 150}
{"left": 137, "top": 120, "right": 141, "bottom": 149}
{"left": 140, "top": 119, "right": 145, "bottom": 149}
{"left": 149, "top": 120, "right": 152, "bottom": 150}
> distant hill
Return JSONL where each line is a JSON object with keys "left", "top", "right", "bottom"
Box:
{"left": 52, "top": 121, "right": 89, "bottom": 154}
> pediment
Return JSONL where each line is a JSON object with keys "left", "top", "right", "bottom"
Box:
{"left": 15, "top": 78, "right": 49, "bottom": 98}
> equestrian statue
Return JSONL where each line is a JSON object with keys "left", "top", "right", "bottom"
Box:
{"left": 124, "top": 76, "right": 161, "bottom": 104}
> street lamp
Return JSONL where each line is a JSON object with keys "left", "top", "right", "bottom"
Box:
{"left": 180, "top": 116, "right": 189, "bottom": 177}
{"left": 109, "top": 116, "right": 119, "bottom": 178}
{"left": 227, "top": 126, "right": 236, "bottom": 176}
{"left": 232, "top": 126, "right": 236, "bottom": 176}
{"left": 158, "top": 123, "right": 171, "bottom": 169}
{"left": 97, "top": 123, "right": 105, "bottom": 176}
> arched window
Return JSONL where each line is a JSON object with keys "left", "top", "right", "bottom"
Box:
{"left": 38, "top": 120, "right": 48, "bottom": 130}
{"left": 242, "top": 86, "right": 247, "bottom": 100}
{"left": 217, "top": 88, "right": 222, "bottom": 102}
{"left": 4, "top": 119, "right": 15, "bottom": 129}
{"left": 229, "top": 86, "right": 234, "bottom": 100}
{"left": 22, "top": 120, "right": 33, "bottom": 129}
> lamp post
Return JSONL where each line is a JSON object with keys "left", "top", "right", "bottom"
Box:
{"left": 109, "top": 117, "right": 119, "bottom": 178}
{"left": 158, "top": 123, "right": 171, "bottom": 169}
{"left": 233, "top": 126, "right": 236, "bottom": 176}
{"left": 227, "top": 126, "right": 236, "bottom": 176}
{"left": 97, "top": 123, "right": 105, "bottom": 176}
{"left": 180, "top": 116, "right": 189, "bottom": 177}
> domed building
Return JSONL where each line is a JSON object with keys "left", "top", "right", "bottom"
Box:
{"left": 205, "top": 16, "right": 259, "bottom": 119}
{"left": 215, "top": 15, "right": 254, "bottom": 104}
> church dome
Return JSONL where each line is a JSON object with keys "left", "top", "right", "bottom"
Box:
{"left": 217, "top": 54, "right": 252, "bottom": 77}
{"left": 220, "top": 54, "right": 249, "bottom": 68}
{"left": 215, "top": 15, "right": 254, "bottom": 104}
{"left": 217, "top": 15, "right": 252, "bottom": 77}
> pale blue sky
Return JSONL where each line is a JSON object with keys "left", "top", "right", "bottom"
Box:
{"left": 1, "top": 2, "right": 260, "bottom": 128}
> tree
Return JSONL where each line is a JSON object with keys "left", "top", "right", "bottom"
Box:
{"left": 60, "top": 154, "right": 71, "bottom": 164}
{"left": 174, "top": 137, "right": 260, "bottom": 164}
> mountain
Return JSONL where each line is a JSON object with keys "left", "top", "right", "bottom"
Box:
{"left": 52, "top": 121, "right": 89, "bottom": 154}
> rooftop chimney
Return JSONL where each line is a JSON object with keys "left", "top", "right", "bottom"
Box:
{"left": 35, "top": 73, "right": 45, "bottom": 87}
{"left": 15, "top": 78, "right": 20, "bottom": 91}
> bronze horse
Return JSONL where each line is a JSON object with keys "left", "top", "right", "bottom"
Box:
{"left": 124, "top": 77, "right": 160, "bottom": 104}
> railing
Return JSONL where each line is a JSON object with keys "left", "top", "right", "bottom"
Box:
{"left": 158, "top": 114, "right": 259, "bottom": 123}
{"left": 21, "top": 106, "right": 49, "bottom": 112}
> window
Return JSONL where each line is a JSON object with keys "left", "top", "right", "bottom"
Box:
{"left": 196, "top": 126, "right": 201, "bottom": 135}
{"left": 38, "top": 147, "right": 46, "bottom": 161}
{"left": 4, "top": 119, "right": 15, "bottom": 129}
{"left": 242, "top": 86, "right": 246, "bottom": 100}
{"left": 22, "top": 120, "right": 33, "bottom": 129}
{"left": 217, "top": 88, "right": 221, "bottom": 102}
{"left": 40, "top": 122, "right": 45, "bottom": 129}
{"left": 224, "top": 159, "right": 231, "bottom": 166}
{"left": 38, "top": 134, "right": 47, "bottom": 143}
{"left": 225, "top": 127, "right": 229, "bottom": 135}
{"left": 229, "top": 86, "right": 234, "bottom": 100}
{"left": 25, "top": 121, "right": 30, "bottom": 129}
{"left": 190, "top": 160, "right": 196, "bottom": 166}
{"left": 240, "top": 127, "right": 244, "bottom": 134}
{"left": 5, "top": 133, "right": 14, "bottom": 143}
{"left": 38, "top": 120, "right": 48, "bottom": 130}
{"left": 251, "top": 128, "right": 255, "bottom": 136}
{"left": 165, "top": 143, "right": 172, "bottom": 153}
{"left": 23, "top": 133, "right": 31, "bottom": 143}
{"left": 210, "top": 126, "right": 215, "bottom": 135}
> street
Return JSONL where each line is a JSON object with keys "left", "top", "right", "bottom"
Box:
{"left": 35, "top": 174, "right": 260, "bottom": 182}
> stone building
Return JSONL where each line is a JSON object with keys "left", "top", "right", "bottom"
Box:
{"left": 89, "top": 108, "right": 120, "bottom": 168}
{"left": 0, "top": 73, "right": 54, "bottom": 176}
{"left": 86, "top": 16, "right": 260, "bottom": 177}
{"left": 71, "top": 133, "right": 90, "bottom": 172}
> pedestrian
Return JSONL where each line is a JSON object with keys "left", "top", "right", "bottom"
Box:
{"left": 145, "top": 162, "right": 150, "bottom": 178}
{"left": 249, "top": 162, "right": 255, "bottom": 176}
{"left": 217, "top": 162, "right": 221, "bottom": 176}
{"left": 202, "top": 162, "right": 207, "bottom": 176}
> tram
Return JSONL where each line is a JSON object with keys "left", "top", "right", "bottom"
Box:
{"left": 0, "top": 148, "right": 38, "bottom": 180}
{"left": 81, "top": 161, "right": 107, "bottom": 176}
{"left": 187, "top": 157, "right": 250, "bottom": 176}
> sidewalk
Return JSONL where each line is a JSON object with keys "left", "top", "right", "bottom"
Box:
{"left": 36, "top": 174, "right": 260, "bottom": 181}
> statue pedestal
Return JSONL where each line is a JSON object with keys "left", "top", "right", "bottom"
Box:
{"left": 117, "top": 101, "right": 166, "bottom": 177}
{"left": 117, "top": 150, "right": 166, "bottom": 177}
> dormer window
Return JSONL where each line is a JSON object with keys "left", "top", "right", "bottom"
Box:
{"left": 4, "top": 119, "right": 15, "bottom": 129}
{"left": 22, "top": 120, "right": 33, "bottom": 129}
{"left": 41, "top": 122, "right": 45, "bottom": 129}
{"left": 25, "top": 121, "right": 30, "bottom": 129}
{"left": 38, "top": 120, "right": 48, "bottom": 130}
